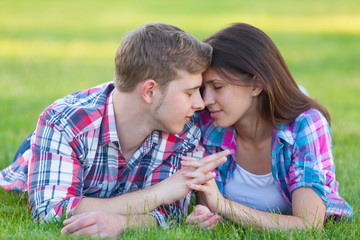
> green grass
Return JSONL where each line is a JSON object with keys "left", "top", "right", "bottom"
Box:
{"left": 1, "top": 0, "right": 359, "bottom": 239}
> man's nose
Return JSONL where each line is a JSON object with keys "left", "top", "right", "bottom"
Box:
{"left": 193, "top": 90, "right": 205, "bottom": 111}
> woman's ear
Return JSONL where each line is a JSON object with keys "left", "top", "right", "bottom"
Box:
{"left": 140, "top": 79, "right": 158, "bottom": 104}
{"left": 251, "top": 76, "right": 263, "bottom": 96}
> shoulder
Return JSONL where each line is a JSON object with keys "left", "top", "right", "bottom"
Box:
{"left": 275, "top": 108, "right": 331, "bottom": 146}
{"left": 292, "top": 108, "right": 330, "bottom": 138}
{"left": 39, "top": 81, "right": 115, "bottom": 135}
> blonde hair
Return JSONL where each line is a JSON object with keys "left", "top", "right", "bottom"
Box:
{"left": 114, "top": 23, "right": 212, "bottom": 92}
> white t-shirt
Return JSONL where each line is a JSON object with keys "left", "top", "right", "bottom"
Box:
{"left": 224, "top": 164, "right": 292, "bottom": 214}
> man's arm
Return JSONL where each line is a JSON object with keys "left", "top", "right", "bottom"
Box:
{"left": 29, "top": 109, "right": 228, "bottom": 222}
{"left": 61, "top": 212, "right": 157, "bottom": 238}
{"left": 72, "top": 150, "right": 229, "bottom": 215}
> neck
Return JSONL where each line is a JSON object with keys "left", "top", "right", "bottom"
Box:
{"left": 112, "top": 89, "right": 154, "bottom": 161}
{"left": 234, "top": 117, "right": 273, "bottom": 145}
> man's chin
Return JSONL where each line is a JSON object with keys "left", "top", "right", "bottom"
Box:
{"left": 168, "top": 125, "right": 185, "bottom": 135}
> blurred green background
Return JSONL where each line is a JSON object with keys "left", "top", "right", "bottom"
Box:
{"left": 0, "top": 0, "right": 359, "bottom": 238}
{"left": 1, "top": 0, "right": 360, "bottom": 191}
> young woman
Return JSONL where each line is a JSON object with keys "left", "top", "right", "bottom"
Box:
{"left": 182, "top": 23, "right": 353, "bottom": 230}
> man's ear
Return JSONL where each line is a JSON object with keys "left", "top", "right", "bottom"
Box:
{"left": 140, "top": 79, "right": 158, "bottom": 104}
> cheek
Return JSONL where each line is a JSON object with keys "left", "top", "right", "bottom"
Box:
{"left": 214, "top": 93, "right": 230, "bottom": 107}
{"left": 166, "top": 95, "right": 189, "bottom": 113}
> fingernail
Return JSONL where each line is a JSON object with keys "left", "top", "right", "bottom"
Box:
{"left": 186, "top": 183, "right": 191, "bottom": 187}
{"left": 197, "top": 209, "right": 203, "bottom": 215}
{"left": 181, "top": 172, "right": 188, "bottom": 176}
{"left": 61, "top": 229, "right": 67, "bottom": 234}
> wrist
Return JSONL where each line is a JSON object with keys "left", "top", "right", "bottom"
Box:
{"left": 211, "top": 193, "right": 226, "bottom": 214}
{"left": 151, "top": 180, "right": 167, "bottom": 206}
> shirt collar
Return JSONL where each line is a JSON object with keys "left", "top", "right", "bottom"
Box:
{"left": 273, "top": 123, "right": 295, "bottom": 145}
{"left": 200, "top": 116, "right": 237, "bottom": 156}
{"left": 102, "top": 89, "right": 119, "bottom": 145}
{"left": 102, "top": 89, "right": 184, "bottom": 154}
{"left": 199, "top": 110, "right": 295, "bottom": 150}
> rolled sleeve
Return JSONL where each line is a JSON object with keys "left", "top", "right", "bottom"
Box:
{"left": 288, "top": 110, "right": 333, "bottom": 206}
{"left": 28, "top": 114, "right": 84, "bottom": 221}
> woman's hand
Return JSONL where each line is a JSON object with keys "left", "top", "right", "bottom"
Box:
{"left": 157, "top": 150, "right": 229, "bottom": 205}
{"left": 186, "top": 204, "right": 221, "bottom": 229}
{"left": 181, "top": 154, "right": 227, "bottom": 213}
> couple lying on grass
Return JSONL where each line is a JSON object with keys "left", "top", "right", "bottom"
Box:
{"left": 0, "top": 22, "right": 353, "bottom": 238}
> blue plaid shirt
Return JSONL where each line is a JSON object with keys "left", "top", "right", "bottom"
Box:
{"left": 196, "top": 108, "right": 353, "bottom": 220}
{"left": 0, "top": 82, "right": 204, "bottom": 226}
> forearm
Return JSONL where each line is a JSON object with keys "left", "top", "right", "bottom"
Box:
{"left": 219, "top": 198, "right": 321, "bottom": 230}
{"left": 74, "top": 150, "right": 229, "bottom": 216}
{"left": 74, "top": 183, "right": 166, "bottom": 215}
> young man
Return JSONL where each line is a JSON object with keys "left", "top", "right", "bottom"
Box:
{"left": 0, "top": 23, "right": 228, "bottom": 237}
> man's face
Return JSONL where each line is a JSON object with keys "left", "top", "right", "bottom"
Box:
{"left": 153, "top": 70, "right": 205, "bottom": 134}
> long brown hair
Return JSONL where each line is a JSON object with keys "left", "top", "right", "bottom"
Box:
{"left": 204, "top": 23, "right": 331, "bottom": 126}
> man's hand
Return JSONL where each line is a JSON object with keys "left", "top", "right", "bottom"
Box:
{"left": 71, "top": 150, "right": 229, "bottom": 219}
{"left": 180, "top": 153, "right": 228, "bottom": 213}
{"left": 61, "top": 212, "right": 133, "bottom": 238}
{"left": 157, "top": 150, "right": 229, "bottom": 205}
{"left": 186, "top": 204, "right": 221, "bottom": 229}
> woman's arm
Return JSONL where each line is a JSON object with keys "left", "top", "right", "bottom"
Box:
{"left": 186, "top": 178, "right": 326, "bottom": 230}
{"left": 185, "top": 191, "right": 221, "bottom": 229}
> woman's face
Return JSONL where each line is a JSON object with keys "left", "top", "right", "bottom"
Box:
{"left": 202, "top": 68, "right": 258, "bottom": 128}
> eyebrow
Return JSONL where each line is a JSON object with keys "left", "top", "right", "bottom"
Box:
{"left": 184, "top": 85, "right": 202, "bottom": 90}
{"left": 203, "top": 79, "right": 221, "bottom": 84}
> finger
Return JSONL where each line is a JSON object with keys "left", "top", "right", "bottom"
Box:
{"left": 182, "top": 171, "right": 214, "bottom": 179}
{"left": 199, "top": 150, "right": 230, "bottom": 164}
{"left": 186, "top": 183, "right": 210, "bottom": 193}
{"left": 182, "top": 149, "right": 229, "bottom": 164}
{"left": 186, "top": 212, "right": 195, "bottom": 223}
{"left": 63, "top": 213, "right": 86, "bottom": 226}
{"left": 181, "top": 155, "right": 227, "bottom": 169}
{"left": 202, "top": 215, "right": 221, "bottom": 229}
{"left": 61, "top": 215, "right": 97, "bottom": 234}
{"left": 180, "top": 160, "right": 203, "bottom": 168}
{"left": 187, "top": 212, "right": 213, "bottom": 225}
{"left": 187, "top": 172, "right": 216, "bottom": 186}
{"left": 195, "top": 156, "right": 227, "bottom": 174}
{"left": 71, "top": 224, "right": 99, "bottom": 237}
{"left": 194, "top": 205, "right": 207, "bottom": 215}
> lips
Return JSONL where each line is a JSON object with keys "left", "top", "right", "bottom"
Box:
{"left": 209, "top": 110, "right": 221, "bottom": 118}
{"left": 185, "top": 115, "right": 193, "bottom": 122}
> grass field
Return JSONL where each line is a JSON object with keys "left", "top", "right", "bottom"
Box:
{"left": 1, "top": 0, "right": 359, "bottom": 239}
